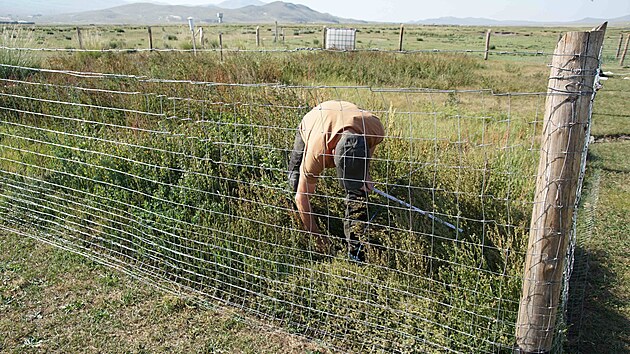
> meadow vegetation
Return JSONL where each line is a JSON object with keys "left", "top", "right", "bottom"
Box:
{"left": 0, "top": 23, "right": 628, "bottom": 352}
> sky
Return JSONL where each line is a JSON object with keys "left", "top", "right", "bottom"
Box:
{"left": 153, "top": 0, "right": 630, "bottom": 23}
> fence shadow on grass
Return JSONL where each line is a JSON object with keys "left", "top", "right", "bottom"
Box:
{"left": 566, "top": 246, "right": 630, "bottom": 353}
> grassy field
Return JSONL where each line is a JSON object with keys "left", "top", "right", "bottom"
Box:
{"left": 0, "top": 231, "right": 331, "bottom": 353}
{"left": 565, "top": 141, "right": 630, "bottom": 353}
{"left": 2, "top": 23, "right": 561, "bottom": 52}
{"left": 4, "top": 23, "right": 626, "bottom": 56}
{"left": 0, "top": 23, "right": 629, "bottom": 353}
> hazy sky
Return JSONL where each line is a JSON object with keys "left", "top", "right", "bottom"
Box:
{"left": 154, "top": 0, "right": 630, "bottom": 23}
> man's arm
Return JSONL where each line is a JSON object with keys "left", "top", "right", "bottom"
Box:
{"left": 294, "top": 173, "right": 321, "bottom": 234}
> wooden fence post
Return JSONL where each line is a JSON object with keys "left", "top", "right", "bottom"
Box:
{"left": 76, "top": 27, "right": 83, "bottom": 50}
{"left": 256, "top": 26, "right": 260, "bottom": 47}
{"left": 147, "top": 26, "right": 153, "bottom": 51}
{"left": 515, "top": 23, "right": 607, "bottom": 354}
{"left": 484, "top": 29, "right": 491, "bottom": 60}
{"left": 187, "top": 17, "right": 197, "bottom": 55}
{"left": 274, "top": 21, "right": 278, "bottom": 42}
{"left": 615, "top": 32, "right": 624, "bottom": 59}
{"left": 398, "top": 24, "right": 405, "bottom": 51}
{"left": 322, "top": 26, "right": 327, "bottom": 49}
{"left": 199, "top": 27, "right": 204, "bottom": 49}
{"left": 620, "top": 34, "right": 630, "bottom": 67}
{"left": 219, "top": 32, "right": 223, "bottom": 62}
{"left": 282, "top": 28, "right": 285, "bottom": 43}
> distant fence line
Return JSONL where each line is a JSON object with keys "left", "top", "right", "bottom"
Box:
{"left": 0, "top": 44, "right": 555, "bottom": 58}
{"left": 3, "top": 22, "right": 627, "bottom": 64}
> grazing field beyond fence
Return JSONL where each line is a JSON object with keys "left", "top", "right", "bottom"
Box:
{"left": 0, "top": 23, "right": 625, "bottom": 353}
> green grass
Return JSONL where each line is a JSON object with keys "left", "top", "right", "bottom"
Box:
{"left": 567, "top": 141, "right": 630, "bottom": 353}
{"left": 0, "top": 23, "right": 628, "bottom": 353}
{"left": 591, "top": 78, "right": 630, "bottom": 137}
{"left": 0, "top": 26, "right": 40, "bottom": 79}
{"left": 0, "top": 232, "right": 330, "bottom": 353}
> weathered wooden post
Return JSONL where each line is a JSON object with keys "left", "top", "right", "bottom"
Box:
{"left": 615, "top": 32, "right": 624, "bottom": 59}
{"left": 219, "top": 32, "right": 223, "bottom": 62}
{"left": 322, "top": 26, "right": 327, "bottom": 49}
{"left": 187, "top": 17, "right": 197, "bottom": 55}
{"left": 274, "top": 21, "right": 278, "bottom": 42}
{"left": 199, "top": 27, "right": 204, "bottom": 49}
{"left": 484, "top": 29, "right": 491, "bottom": 60}
{"left": 147, "top": 26, "right": 153, "bottom": 51}
{"left": 516, "top": 23, "right": 607, "bottom": 354}
{"left": 398, "top": 24, "right": 405, "bottom": 51}
{"left": 620, "top": 34, "right": 630, "bottom": 67}
{"left": 76, "top": 27, "right": 84, "bottom": 50}
{"left": 256, "top": 26, "right": 260, "bottom": 47}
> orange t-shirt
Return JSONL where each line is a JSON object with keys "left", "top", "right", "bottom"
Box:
{"left": 299, "top": 101, "right": 385, "bottom": 183}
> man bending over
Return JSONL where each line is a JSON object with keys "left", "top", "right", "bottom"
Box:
{"left": 288, "top": 100, "right": 384, "bottom": 261}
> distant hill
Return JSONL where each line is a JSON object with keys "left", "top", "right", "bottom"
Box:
{"left": 412, "top": 14, "right": 630, "bottom": 27}
{"left": 569, "top": 14, "right": 630, "bottom": 26}
{"left": 215, "top": 0, "right": 265, "bottom": 10}
{"left": 37, "top": 1, "right": 361, "bottom": 24}
{"left": 411, "top": 17, "right": 539, "bottom": 27}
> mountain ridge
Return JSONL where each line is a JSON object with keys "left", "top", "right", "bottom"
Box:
{"left": 3, "top": 0, "right": 628, "bottom": 26}
{"left": 35, "top": 1, "right": 362, "bottom": 24}
{"left": 215, "top": 0, "right": 265, "bottom": 10}
{"left": 412, "top": 14, "right": 630, "bottom": 26}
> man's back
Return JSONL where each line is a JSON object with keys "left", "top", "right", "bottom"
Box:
{"left": 299, "top": 101, "right": 384, "bottom": 182}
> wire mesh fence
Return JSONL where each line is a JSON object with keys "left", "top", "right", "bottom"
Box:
{"left": 0, "top": 24, "right": 612, "bottom": 352}
{"left": 564, "top": 79, "right": 630, "bottom": 353}
{"left": 0, "top": 60, "right": 544, "bottom": 352}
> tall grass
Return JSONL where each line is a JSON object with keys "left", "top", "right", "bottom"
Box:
{"left": 0, "top": 26, "right": 39, "bottom": 79}
{"left": 45, "top": 50, "right": 547, "bottom": 92}
{"left": 0, "top": 50, "right": 544, "bottom": 352}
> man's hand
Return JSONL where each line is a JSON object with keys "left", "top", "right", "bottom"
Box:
{"left": 362, "top": 173, "right": 374, "bottom": 192}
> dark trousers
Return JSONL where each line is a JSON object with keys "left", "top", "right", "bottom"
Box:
{"left": 288, "top": 130, "right": 369, "bottom": 259}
